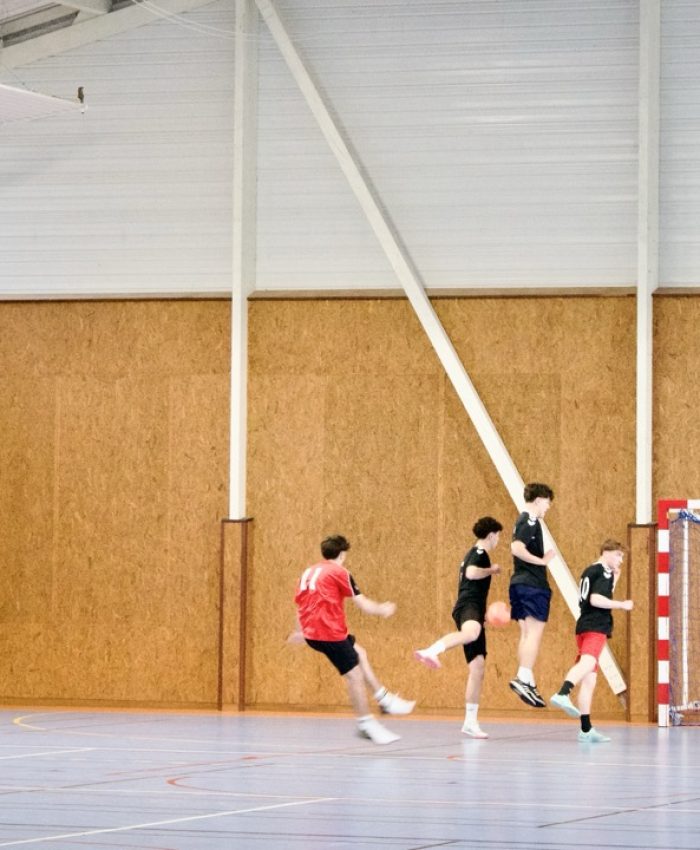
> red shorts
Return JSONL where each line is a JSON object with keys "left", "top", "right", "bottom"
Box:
{"left": 575, "top": 632, "right": 608, "bottom": 672}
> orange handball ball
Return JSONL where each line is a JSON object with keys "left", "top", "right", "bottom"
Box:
{"left": 485, "top": 600, "right": 511, "bottom": 627}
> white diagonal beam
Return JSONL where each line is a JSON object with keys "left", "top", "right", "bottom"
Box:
{"left": 636, "top": 0, "right": 660, "bottom": 524}
{"left": 256, "top": 0, "right": 626, "bottom": 695}
{"left": 229, "top": 0, "right": 257, "bottom": 520}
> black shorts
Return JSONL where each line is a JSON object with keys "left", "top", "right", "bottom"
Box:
{"left": 305, "top": 634, "right": 359, "bottom": 676}
{"left": 452, "top": 604, "right": 486, "bottom": 663}
{"left": 509, "top": 583, "right": 551, "bottom": 623}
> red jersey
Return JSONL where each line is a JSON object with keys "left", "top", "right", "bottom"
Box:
{"left": 294, "top": 559, "right": 360, "bottom": 641}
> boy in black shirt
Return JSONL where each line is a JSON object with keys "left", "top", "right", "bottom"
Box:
{"left": 414, "top": 516, "right": 503, "bottom": 738}
{"left": 508, "top": 482, "right": 555, "bottom": 708}
{"left": 550, "top": 539, "right": 633, "bottom": 742}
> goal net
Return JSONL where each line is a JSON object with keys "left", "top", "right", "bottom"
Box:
{"left": 658, "top": 500, "right": 700, "bottom": 726}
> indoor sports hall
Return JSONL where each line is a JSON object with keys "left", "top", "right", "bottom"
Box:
{"left": 1, "top": 1, "right": 700, "bottom": 848}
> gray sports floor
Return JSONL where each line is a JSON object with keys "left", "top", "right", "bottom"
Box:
{"left": 0, "top": 708, "right": 696, "bottom": 849}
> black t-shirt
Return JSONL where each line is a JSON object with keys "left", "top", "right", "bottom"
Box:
{"left": 452, "top": 545, "right": 491, "bottom": 618}
{"left": 510, "top": 511, "right": 549, "bottom": 589}
{"left": 576, "top": 562, "right": 615, "bottom": 636}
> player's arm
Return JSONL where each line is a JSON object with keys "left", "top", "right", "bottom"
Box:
{"left": 342, "top": 571, "right": 395, "bottom": 618}
{"left": 590, "top": 593, "right": 634, "bottom": 611}
{"left": 352, "top": 594, "right": 396, "bottom": 618}
{"left": 511, "top": 539, "right": 555, "bottom": 566}
{"left": 466, "top": 563, "right": 501, "bottom": 580}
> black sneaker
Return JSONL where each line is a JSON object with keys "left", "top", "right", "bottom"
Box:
{"left": 509, "top": 677, "right": 537, "bottom": 707}
{"left": 528, "top": 684, "right": 546, "bottom": 708}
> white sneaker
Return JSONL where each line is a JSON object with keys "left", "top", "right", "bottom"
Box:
{"left": 378, "top": 691, "right": 416, "bottom": 715}
{"left": 578, "top": 727, "right": 611, "bottom": 743}
{"left": 414, "top": 648, "right": 441, "bottom": 669}
{"left": 550, "top": 692, "right": 581, "bottom": 718}
{"left": 462, "top": 723, "right": 489, "bottom": 739}
{"left": 357, "top": 718, "right": 401, "bottom": 745}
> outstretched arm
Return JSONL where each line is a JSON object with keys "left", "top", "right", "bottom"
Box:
{"left": 352, "top": 594, "right": 396, "bottom": 618}
{"left": 590, "top": 593, "right": 634, "bottom": 611}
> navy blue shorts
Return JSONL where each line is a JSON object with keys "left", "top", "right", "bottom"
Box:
{"left": 305, "top": 634, "right": 359, "bottom": 675}
{"left": 509, "top": 584, "right": 551, "bottom": 623}
{"left": 452, "top": 604, "right": 486, "bottom": 662}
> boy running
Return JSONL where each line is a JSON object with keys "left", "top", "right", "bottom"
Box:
{"left": 413, "top": 516, "right": 503, "bottom": 738}
{"left": 550, "top": 539, "right": 633, "bottom": 742}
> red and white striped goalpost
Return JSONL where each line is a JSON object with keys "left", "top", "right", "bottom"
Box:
{"left": 657, "top": 498, "right": 700, "bottom": 727}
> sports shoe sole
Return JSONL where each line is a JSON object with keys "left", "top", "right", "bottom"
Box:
{"left": 509, "top": 679, "right": 537, "bottom": 707}
{"left": 530, "top": 690, "right": 547, "bottom": 708}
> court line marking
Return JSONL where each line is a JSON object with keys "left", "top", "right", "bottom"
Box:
{"left": 0, "top": 780, "right": 695, "bottom": 814}
{"left": 0, "top": 797, "right": 335, "bottom": 847}
{"left": 2, "top": 737, "right": 691, "bottom": 774}
{"left": 0, "top": 748, "right": 93, "bottom": 761}
{"left": 541, "top": 793, "right": 700, "bottom": 827}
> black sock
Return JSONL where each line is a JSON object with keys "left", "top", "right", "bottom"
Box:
{"left": 559, "top": 680, "right": 574, "bottom": 696}
{"left": 581, "top": 714, "right": 592, "bottom": 733}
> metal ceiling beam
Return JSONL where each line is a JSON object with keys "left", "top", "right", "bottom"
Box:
{"left": 0, "top": 6, "right": 73, "bottom": 40}
{"left": 255, "top": 0, "right": 626, "bottom": 697}
{"left": 0, "top": 0, "right": 213, "bottom": 68}
{"left": 60, "top": 0, "right": 112, "bottom": 17}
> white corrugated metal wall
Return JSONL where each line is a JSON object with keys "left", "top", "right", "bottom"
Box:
{"left": 258, "top": 0, "right": 640, "bottom": 291}
{"left": 0, "top": 1, "right": 696, "bottom": 296}
{"left": 661, "top": 0, "right": 700, "bottom": 287}
{"left": 0, "top": 1, "right": 234, "bottom": 297}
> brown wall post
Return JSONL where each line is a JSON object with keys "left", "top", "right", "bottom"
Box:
{"left": 219, "top": 518, "right": 253, "bottom": 710}
{"left": 627, "top": 523, "right": 657, "bottom": 722}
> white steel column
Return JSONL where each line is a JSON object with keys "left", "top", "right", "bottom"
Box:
{"left": 229, "top": 0, "right": 258, "bottom": 519}
{"left": 637, "top": 0, "right": 660, "bottom": 523}
{"left": 257, "top": 0, "right": 626, "bottom": 695}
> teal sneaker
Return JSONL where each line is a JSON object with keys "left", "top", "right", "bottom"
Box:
{"left": 550, "top": 692, "right": 581, "bottom": 718}
{"left": 578, "top": 728, "right": 611, "bottom": 743}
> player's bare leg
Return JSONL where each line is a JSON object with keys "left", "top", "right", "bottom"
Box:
{"left": 344, "top": 664, "right": 400, "bottom": 745}
{"left": 510, "top": 616, "right": 547, "bottom": 707}
{"left": 462, "top": 654, "right": 488, "bottom": 738}
{"left": 356, "top": 642, "right": 415, "bottom": 716}
{"left": 414, "top": 620, "right": 481, "bottom": 668}
{"left": 551, "top": 654, "right": 596, "bottom": 717}
{"left": 576, "top": 670, "right": 609, "bottom": 742}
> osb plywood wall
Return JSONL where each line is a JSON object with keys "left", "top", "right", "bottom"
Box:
{"left": 1, "top": 294, "right": 674, "bottom": 716}
{"left": 0, "top": 301, "right": 230, "bottom": 707}
{"left": 655, "top": 296, "right": 700, "bottom": 500}
{"left": 247, "top": 296, "right": 637, "bottom": 719}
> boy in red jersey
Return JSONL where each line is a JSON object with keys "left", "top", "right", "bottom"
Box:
{"left": 550, "top": 539, "right": 633, "bottom": 742}
{"left": 292, "top": 534, "right": 415, "bottom": 745}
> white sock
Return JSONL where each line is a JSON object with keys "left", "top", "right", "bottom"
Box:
{"left": 465, "top": 703, "right": 479, "bottom": 725}
{"left": 357, "top": 714, "right": 373, "bottom": 727}
{"left": 517, "top": 667, "right": 534, "bottom": 685}
{"left": 374, "top": 686, "right": 388, "bottom": 702}
{"left": 427, "top": 640, "right": 446, "bottom": 656}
